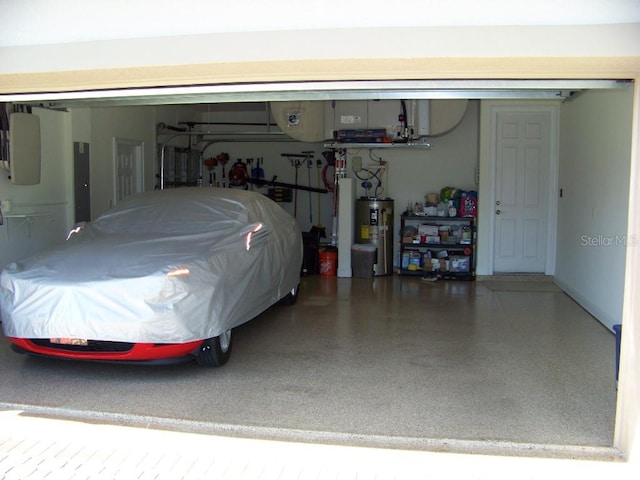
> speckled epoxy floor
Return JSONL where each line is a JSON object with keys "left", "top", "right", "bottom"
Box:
{"left": 0, "top": 275, "right": 618, "bottom": 456}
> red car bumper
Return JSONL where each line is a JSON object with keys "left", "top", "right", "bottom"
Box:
{"left": 8, "top": 337, "right": 203, "bottom": 365}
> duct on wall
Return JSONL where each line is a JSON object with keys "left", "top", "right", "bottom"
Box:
{"left": 425, "top": 99, "right": 469, "bottom": 136}
{"left": 269, "top": 101, "right": 327, "bottom": 142}
{"left": 157, "top": 100, "right": 468, "bottom": 148}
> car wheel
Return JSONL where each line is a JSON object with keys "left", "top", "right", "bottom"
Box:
{"left": 278, "top": 284, "right": 299, "bottom": 306}
{"left": 196, "top": 329, "right": 232, "bottom": 367}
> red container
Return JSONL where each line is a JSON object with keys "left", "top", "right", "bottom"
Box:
{"left": 318, "top": 248, "right": 338, "bottom": 276}
{"left": 460, "top": 191, "right": 478, "bottom": 217}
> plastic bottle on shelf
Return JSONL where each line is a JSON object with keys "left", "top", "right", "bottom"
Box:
{"left": 448, "top": 200, "right": 457, "bottom": 217}
{"left": 461, "top": 225, "right": 472, "bottom": 243}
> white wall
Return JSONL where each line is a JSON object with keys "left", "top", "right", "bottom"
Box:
{"left": 191, "top": 101, "right": 478, "bottom": 258}
{"left": 0, "top": 108, "right": 73, "bottom": 269}
{"left": 555, "top": 88, "right": 634, "bottom": 331}
{"left": 85, "top": 107, "right": 156, "bottom": 218}
{"left": 2, "top": 0, "right": 637, "bottom": 48}
{"left": 72, "top": 108, "right": 91, "bottom": 144}
{"left": 2, "top": 24, "right": 640, "bottom": 76}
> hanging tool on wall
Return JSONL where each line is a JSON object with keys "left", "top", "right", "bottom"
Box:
{"left": 203, "top": 156, "right": 218, "bottom": 187}
{"left": 281, "top": 153, "right": 307, "bottom": 219}
{"left": 246, "top": 158, "right": 255, "bottom": 190}
{"left": 251, "top": 156, "right": 265, "bottom": 184}
{"left": 229, "top": 159, "right": 250, "bottom": 189}
{"left": 302, "top": 151, "right": 315, "bottom": 225}
{"left": 315, "top": 158, "right": 325, "bottom": 233}
{"left": 320, "top": 150, "right": 336, "bottom": 193}
{"left": 216, "top": 152, "right": 230, "bottom": 188}
{"left": 293, "top": 158, "right": 301, "bottom": 218}
{"left": 326, "top": 149, "right": 347, "bottom": 246}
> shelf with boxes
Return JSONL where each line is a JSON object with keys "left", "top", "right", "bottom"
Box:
{"left": 398, "top": 214, "right": 475, "bottom": 280}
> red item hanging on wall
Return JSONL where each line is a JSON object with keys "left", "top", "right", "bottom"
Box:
{"left": 229, "top": 160, "right": 249, "bottom": 188}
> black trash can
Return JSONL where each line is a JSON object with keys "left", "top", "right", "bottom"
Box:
{"left": 302, "top": 232, "right": 319, "bottom": 275}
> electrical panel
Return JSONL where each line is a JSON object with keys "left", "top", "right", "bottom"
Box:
{"left": 7, "top": 112, "right": 42, "bottom": 185}
{"left": 324, "top": 100, "right": 432, "bottom": 141}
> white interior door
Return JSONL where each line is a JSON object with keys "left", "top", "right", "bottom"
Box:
{"left": 113, "top": 138, "right": 144, "bottom": 204}
{"left": 493, "top": 110, "right": 552, "bottom": 273}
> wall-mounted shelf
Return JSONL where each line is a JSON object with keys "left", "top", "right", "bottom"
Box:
{"left": 2, "top": 212, "right": 53, "bottom": 239}
{"left": 323, "top": 141, "right": 432, "bottom": 149}
{"left": 4, "top": 212, "right": 51, "bottom": 219}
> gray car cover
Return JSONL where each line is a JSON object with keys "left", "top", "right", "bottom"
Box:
{"left": 0, "top": 187, "right": 302, "bottom": 344}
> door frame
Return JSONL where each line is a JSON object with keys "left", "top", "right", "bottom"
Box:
{"left": 477, "top": 100, "right": 559, "bottom": 276}
{"left": 73, "top": 141, "right": 91, "bottom": 223}
{"left": 112, "top": 137, "right": 144, "bottom": 205}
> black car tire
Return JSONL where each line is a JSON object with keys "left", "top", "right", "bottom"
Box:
{"left": 196, "top": 329, "right": 232, "bottom": 367}
{"left": 278, "top": 284, "right": 299, "bottom": 306}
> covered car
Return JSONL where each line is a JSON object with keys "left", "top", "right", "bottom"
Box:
{"left": 0, "top": 187, "right": 303, "bottom": 366}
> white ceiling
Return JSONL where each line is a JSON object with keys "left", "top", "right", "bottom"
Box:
{"left": 1, "top": 0, "right": 639, "bottom": 47}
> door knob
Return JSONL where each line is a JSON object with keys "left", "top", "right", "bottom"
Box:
{"left": 496, "top": 209, "right": 501, "bottom": 215}
{"left": 496, "top": 201, "right": 501, "bottom": 206}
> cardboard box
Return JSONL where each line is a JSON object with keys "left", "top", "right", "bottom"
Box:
{"left": 418, "top": 224, "right": 439, "bottom": 236}
{"left": 450, "top": 255, "right": 471, "bottom": 272}
{"left": 402, "top": 251, "right": 421, "bottom": 269}
{"left": 336, "top": 129, "right": 386, "bottom": 143}
{"left": 430, "top": 259, "right": 448, "bottom": 271}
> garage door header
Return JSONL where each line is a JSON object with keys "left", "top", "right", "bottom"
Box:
{"left": 0, "top": 79, "right": 632, "bottom": 108}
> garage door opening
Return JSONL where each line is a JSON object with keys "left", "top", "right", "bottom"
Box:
{"left": 0, "top": 82, "right": 632, "bottom": 462}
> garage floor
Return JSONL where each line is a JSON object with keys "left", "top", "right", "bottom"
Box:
{"left": 0, "top": 275, "right": 618, "bottom": 459}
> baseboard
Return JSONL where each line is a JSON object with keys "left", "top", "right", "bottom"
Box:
{"left": 477, "top": 274, "right": 553, "bottom": 282}
{"left": 553, "top": 276, "right": 616, "bottom": 332}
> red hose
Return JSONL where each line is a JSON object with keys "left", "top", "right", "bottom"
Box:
{"left": 321, "top": 164, "right": 335, "bottom": 192}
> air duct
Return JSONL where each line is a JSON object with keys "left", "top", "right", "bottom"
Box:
{"left": 269, "top": 101, "right": 327, "bottom": 142}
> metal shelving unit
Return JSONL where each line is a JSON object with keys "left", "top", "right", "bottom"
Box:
{"left": 398, "top": 214, "right": 475, "bottom": 280}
